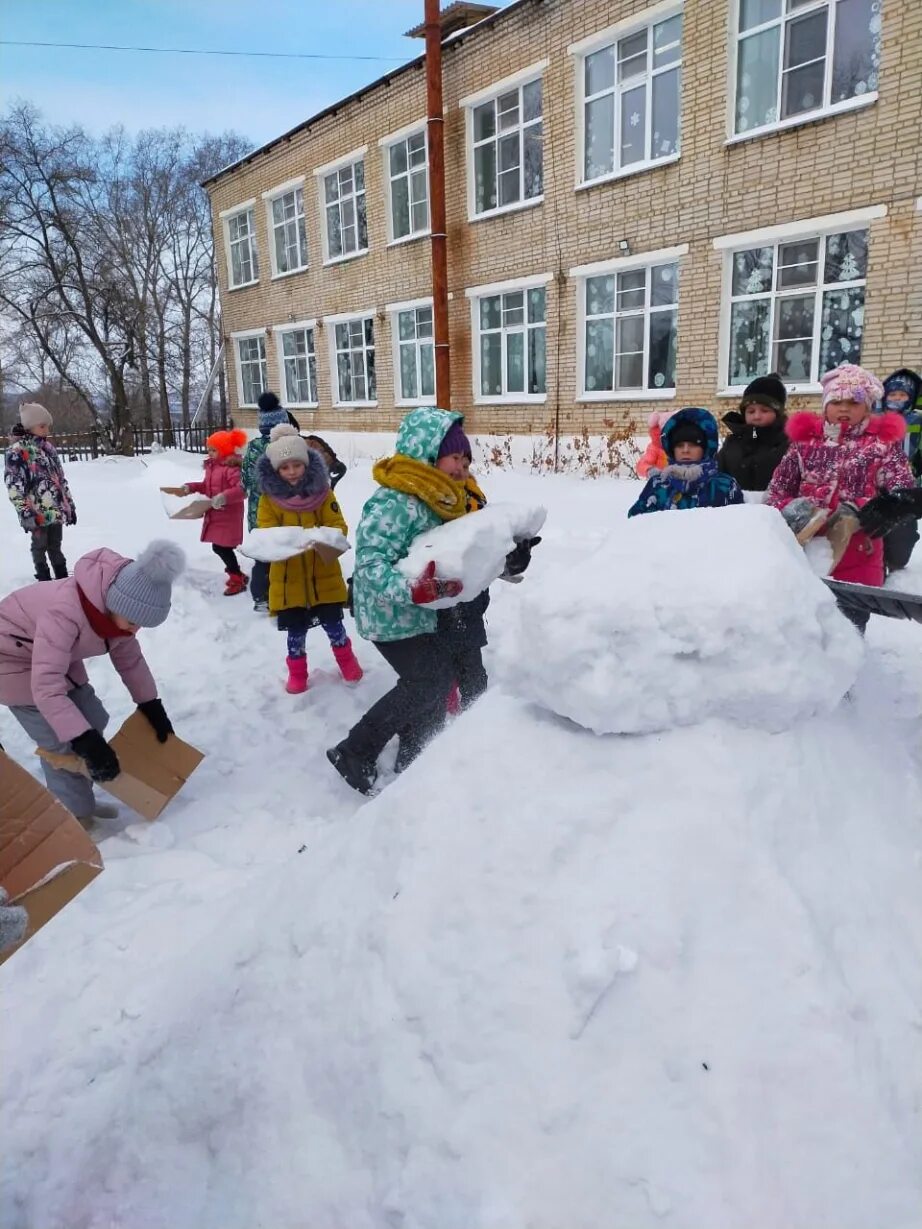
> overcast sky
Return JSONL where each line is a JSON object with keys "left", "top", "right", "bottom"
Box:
{"left": 0, "top": 0, "right": 515, "bottom": 149}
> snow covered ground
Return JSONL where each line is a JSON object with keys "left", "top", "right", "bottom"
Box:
{"left": 3, "top": 444, "right": 922, "bottom": 1229}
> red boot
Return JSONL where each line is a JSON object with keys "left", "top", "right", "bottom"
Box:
{"left": 285, "top": 655, "right": 308, "bottom": 694}
{"left": 332, "top": 639, "right": 364, "bottom": 683}
{"left": 224, "top": 571, "right": 248, "bottom": 597}
{"left": 446, "top": 682, "right": 461, "bottom": 716}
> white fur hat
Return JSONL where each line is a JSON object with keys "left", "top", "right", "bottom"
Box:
{"left": 265, "top": 423, "right": 310, "bottom": 470}
{"left": 20, "top": 402, "right": 53, "bottom": 430}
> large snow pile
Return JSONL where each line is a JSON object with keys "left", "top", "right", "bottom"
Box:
{"left": 512, "top": 503, "right": 863, "bottom": 735}
{"left": 4, "top": 452, "right": 922, "bottom": 1229}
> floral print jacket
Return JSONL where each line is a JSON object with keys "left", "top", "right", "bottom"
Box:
{"left": 4, "top": 433, "right": 76, "bottom": 532}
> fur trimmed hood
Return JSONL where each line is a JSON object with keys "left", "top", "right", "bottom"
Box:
{"left": 257, "top": 447, "right": 329, "bottom": 507}
{"left": 786, "top": 410, "right": 906, "bottom": 445}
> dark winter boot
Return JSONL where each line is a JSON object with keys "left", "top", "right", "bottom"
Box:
{"left": 52, "top": 561, "right": 69, "bottom": 580}
{"left": 326, "top": 741, "right": 378, "bottom": 795}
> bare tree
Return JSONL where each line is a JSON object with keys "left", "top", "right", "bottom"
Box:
{"left": 0, "top": 104, "right": 249, "bottom": 452}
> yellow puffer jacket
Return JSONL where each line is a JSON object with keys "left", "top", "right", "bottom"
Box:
{"left": 256, "top": 492, "right": 349, "bottom": 612}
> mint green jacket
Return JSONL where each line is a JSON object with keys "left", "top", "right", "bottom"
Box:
{"left": 352, "top": 408, "right": 462, "bottom": 643}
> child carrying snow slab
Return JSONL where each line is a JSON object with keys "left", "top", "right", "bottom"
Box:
{"left": 0, "top": 541, "right": 184, "bottom": 825}
{"left": 161, "top": 429, "right": 248, "bottom": 597}
{"left": 241, "top": 392, "right": 289, "bottom": 612}
{"left": 256, "top": 425, "right": 362, "bottom": 695}
{"left": 627, "top": 408, "right": 744, "bottom": 516}
{"left": 327, "top": 408, "right": 468, "bottom": 795}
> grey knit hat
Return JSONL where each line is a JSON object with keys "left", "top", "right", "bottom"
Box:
{"left": 106, "top": 541, "right": 186, "bottom": 628}
{"left": 265, "top": 423, "right": 310, "bottom": 469}
{"left": 20, "top": 402, "right": 53, "bottom": 430}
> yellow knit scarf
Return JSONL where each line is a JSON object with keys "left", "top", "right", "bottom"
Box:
{"left": 372, "top": 454, "right": 469, "bottom": 521}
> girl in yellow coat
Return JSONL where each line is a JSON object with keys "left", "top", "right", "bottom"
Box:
{"left": 256, "top": 424, "right": 363, "bottom": 694}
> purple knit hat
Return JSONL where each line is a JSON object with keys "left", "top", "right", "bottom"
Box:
{"left": 438, "top": 420, "right": 471, "bottom": 460}
{"left": 821, "top": 363, "right": 884, "bottom": 410}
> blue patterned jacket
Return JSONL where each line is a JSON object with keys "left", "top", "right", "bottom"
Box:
{"left": 628, "top": 407, "right": 744, "bottom": 517}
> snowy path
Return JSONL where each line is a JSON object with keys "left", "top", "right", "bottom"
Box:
{"left": 2, "top": 451, "right": 922, "bottom": 1229}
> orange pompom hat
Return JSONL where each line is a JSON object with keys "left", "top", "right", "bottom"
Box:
{"left": 206, "top": 428, "right": 248, "bottom": 460}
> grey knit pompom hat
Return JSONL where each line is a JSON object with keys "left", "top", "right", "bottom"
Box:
{"left": 106, "top": 540, "right": 186, "bottom": 628}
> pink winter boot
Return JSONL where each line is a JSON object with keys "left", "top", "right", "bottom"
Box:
{"left": 446, "top": 682, "right": 461, "bottom": 716}
{"left": 285, "top": 656, "right": 308, "bottom": 694}
{"left": 332, "top": 640, "right": 363, "bottom": 683}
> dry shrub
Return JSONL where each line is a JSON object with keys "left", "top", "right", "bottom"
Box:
{"left": 475, "top": 420, "right": 641, "bottom": 479}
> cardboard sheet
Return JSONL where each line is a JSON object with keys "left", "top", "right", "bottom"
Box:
{"left": 38, "top": 711, "right": 204, "bottom": 821}
{"left": 0, "top": 752, "right": 104, "bottom": 965}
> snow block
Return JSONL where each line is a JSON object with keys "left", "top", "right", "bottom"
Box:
{"left": 512, "top": 503, "right": 862, "bottom": 734}
{"left": 241, "top": 526, "right": 350, "bottom": 564}
{"left": 397, "top": 502, "right": 546, "bottom": 609}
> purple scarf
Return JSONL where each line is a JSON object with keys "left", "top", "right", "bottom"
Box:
{"left": 257, "top": 449, "right": 330, "bottom": 512}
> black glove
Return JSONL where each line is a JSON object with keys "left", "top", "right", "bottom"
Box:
{"left": 857, "top": 489, "right": 922, "bottom": 539}
{"left": 70, "top": 729, "right": 120, "bottom": 782}
{"left": 504, "top": 536, "right": 542, "bottom": 578}
{"left": 138, "top": 698, "right": 173, "bottom": 744}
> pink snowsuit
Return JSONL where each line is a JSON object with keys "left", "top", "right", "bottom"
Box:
{"left": 186, "top": 459, "right": 245, "bottom": 548}
{"left": 0, "top": 548, "right": 158, "bottom": 741}
{"left": 765, "top": 410, "right": 914, "bottom": 586}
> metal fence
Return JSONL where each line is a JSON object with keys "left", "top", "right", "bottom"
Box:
{"left": 53, "top": 424, "right": 211, "bottom": 461}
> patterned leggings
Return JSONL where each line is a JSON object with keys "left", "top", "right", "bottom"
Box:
{"left": 286, "top": 619, "right": 348, "bottom": 658}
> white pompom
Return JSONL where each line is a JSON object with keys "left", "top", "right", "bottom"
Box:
{"left": 134, "top": 540, "right": 186, "bottom": 582}
{"left": 269, "top": 423, "right": 298, "bottom": 442}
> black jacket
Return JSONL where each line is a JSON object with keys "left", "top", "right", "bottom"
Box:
{"left": 717, "top": 411, "right": 789, "bottom": 492}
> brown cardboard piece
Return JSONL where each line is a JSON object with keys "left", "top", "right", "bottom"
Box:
{"left": 38, "top": 711, "right": 205, "bottom": 821}
{"left": 0, "top": 751, "right": 104, "bottom": 965}
{"left": 168, "top": 499, "right": 212, "bottom": 521}
{"left": 313, "top": 540, "right": 349, "bottom": 564}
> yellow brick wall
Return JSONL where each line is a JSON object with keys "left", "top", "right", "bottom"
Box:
{"left": 208, "top": 0, "right": 922, "bottom": 437}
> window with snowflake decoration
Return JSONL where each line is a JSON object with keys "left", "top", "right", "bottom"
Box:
{"left": 582, "top": 261, "right": 678, "bottom": 396}
{"left": 726, "top": 227, "right": 868, "bottom": 386}
{"left": 580, "top": 10, "right": 682, "bottom": 184}
{"left": 473, "top": 286, "right": 546, "bottom": 400}
{"left": 469, "top": 76, "right": 543, "bottom": 217}
{"left": 733, "top": 0, "right": 880, "bottom": 138}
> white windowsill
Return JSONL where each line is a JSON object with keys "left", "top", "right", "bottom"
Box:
{"left": 718, "top": 385, "right": 821, "bottom": 398}
{"left": 287, "top": 403, "right": 319, "bottom": 411}
{"left": 577, "top": 152, "right": 681, "bottom": 192}
{"left": 469, "top": 195, "right": 544, "bottom": 224}
{"left": 396, "top": 398, "right": 437, "bottom": 408}
{"left": 578, "top": 389, "right": 677, "bottom": 403}
{"left": 270, "top": 266, "right": 309, "bottom": 281}
{"left": 726, "top": 93, "right": 877, "bottom": 146}
{"left": 323, "top": 249, "right": 370, "bottom": 268}
{"left": 474, "top": 395, "right": 548, "bottom": 406}
{"left": 387, "top": 230, "right": 431, "bottom": 248}
{"left": 334, "top": 402, "right": 379, "bottom": 410}
{"left": 228, "top": 279, "right": 260, "bottom": 291}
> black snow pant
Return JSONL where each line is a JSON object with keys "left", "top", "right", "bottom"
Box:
{"left": 31, "top": 522, "right": 67, "bottom": 581}
{"left": 250, "top": 560, "right": 270, "bottom": 603}
{"left": 438, "top": 593, "right": 489, "bottom": 710}
{"left": 344, "top": 632, "right": 455, "bottom": 771}
{"left": 212, "top": 544, "right": 244, "bottom": 575}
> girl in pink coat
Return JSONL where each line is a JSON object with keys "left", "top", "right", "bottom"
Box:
{"left": 765, "top": 364, "right": 914, "bottom": 589}
{"left": 0, "top": 540, "right": 184, "bottom": 822}
{"left": 164, "top": 429, "right": 248, "bottom": 596}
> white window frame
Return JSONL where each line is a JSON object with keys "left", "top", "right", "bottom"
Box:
{"left": 324, "top": 310, "right": 377, "bottom": 408}
{"left": 220, "top": 200, "right": 260, "bottom": 290}
{"left": 570, "top": 244, "right": 687, "bottom": 402}
{"left": 727, "top": 0, "right": 880, "bottom": 145}
{"left": 570, "top": 0, "right": 684, "bottom": 190}
{"left": 380, "top": 121, "right": 430, "bottom": 246}
{"left": 387, "top": 297, "right": 437, "bottom": 407}
{"left": 714, "top": 206, "right": 887, "bottom": 395}
{"left": 466, "top": 273, "right": 551, "bottom": 405}
{"left": 314, "top": 146, "right": 369, "bottom": 266}
{"left": 460, "top": 60, "right": 548, "bottom": 223}
{"left": 262, "top": 178, "right": 308, "bottom": 279}
{"left": 231, "top": 328, "right": 268, "bottom": 408}
{"left": 275, "top": 320, "right": 319, "bottom": 409}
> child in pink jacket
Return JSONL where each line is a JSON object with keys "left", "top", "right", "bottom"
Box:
{"left": 163, "top": 429, "right": 248, "bottom": 596}
{"left": 0, "top": 540, "right": 184, "bottom": 823}
{"left": 766, "top": 364, "right": 914, "bottom": 593}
